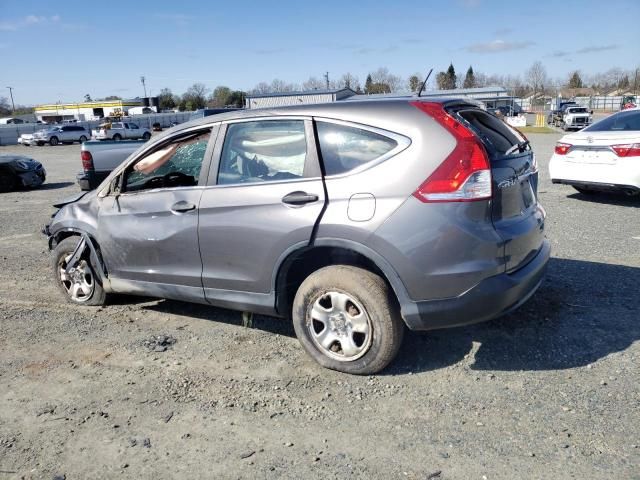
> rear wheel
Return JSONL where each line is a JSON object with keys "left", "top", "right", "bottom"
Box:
{"left": 0, "top": 172, "right": 17, "bottom": 192}
{"left": 142, "top": 132, "right": 151, "bottom": 140}
{"left": 113, "top": 134, "right": 122, "bottom": 141}
{"left": 292, "top": 265, "right": 404, "bottom": 375}
{"left": 52, "top": 237, "right": 106, "bottom": 306}
{"left": 79, "top": 135, "right": 87, "bottom": 143}
{"left": 49, "top": 136, "right": 59, "bottom": 146}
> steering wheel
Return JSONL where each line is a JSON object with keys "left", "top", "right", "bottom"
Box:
{"left": 163, "top": 171, "right": 194, "bottom": 187}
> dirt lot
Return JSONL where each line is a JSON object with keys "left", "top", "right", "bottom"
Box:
{"left": 0, "top": 136, "right": 639, "bottom": 479}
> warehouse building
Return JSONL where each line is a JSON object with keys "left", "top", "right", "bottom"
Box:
{"left": 34, "top": 97, "right": 159, "bottom": 123}
{"left": 245, "top": 88, "right": 357, "bottom": 109}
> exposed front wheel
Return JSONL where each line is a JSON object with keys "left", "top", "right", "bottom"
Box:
{"left": 292, "top": 265, "right": 404, "bottom": 375}
{"left": 52, "top": 237, "right": 107, "bottom": 306}
{"left": 49, "top": 136, "right": 59, "bottom": 146}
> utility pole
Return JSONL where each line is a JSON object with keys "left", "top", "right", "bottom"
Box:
{"left": 140, "top": 76, "right": 147, "bottom": 98}
{"left": 6, "top": 86, "right": 15, "bottom": 113}
{"left": 324, "top": 72, "right": 330, "bottom": 89}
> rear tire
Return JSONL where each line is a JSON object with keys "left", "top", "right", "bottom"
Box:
{"left": 52, "top": 237, "right": 107, "bottom": 306}
{"left": 292, "top": 265, "right": 404, "bottom": 375}
{"left": 79, "top": 135, "right": 87, "bottom": 143}
{"left": 142, "top": 132, "right": 151, "bottom": 140}
{"left": 49, "top": 136, "right": 59, "bottom": 146}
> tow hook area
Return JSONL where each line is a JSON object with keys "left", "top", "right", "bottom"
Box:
{"left": 64, "top": 233, "right": 108, "bottom": 287}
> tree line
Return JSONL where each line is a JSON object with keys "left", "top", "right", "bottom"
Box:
{"left": 1, "top": 63, "right": 637, "bottom": 117}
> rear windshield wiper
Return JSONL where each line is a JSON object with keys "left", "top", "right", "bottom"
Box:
{"left": 505, "top": 140, "right": 530, "bottom": 156}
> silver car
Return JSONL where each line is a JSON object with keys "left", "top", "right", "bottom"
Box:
{"left": 30, "top": 125, "right": 89, "bottom": 146}
{"left": 45, "top": 98, "right": 549, "bottom": 374}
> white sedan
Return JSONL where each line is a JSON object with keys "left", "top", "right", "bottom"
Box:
{"left": 549, "top": 108, "right": 640, "bottom": 196}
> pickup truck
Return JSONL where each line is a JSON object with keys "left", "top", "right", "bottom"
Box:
{"left": 548, "top": 101, "right": 578, "bottom": 126}
{"left": 77, "top": 140, "right": 146, "bottom": 190}
{"left": 560, "top": 106, "right": 593, "bottom": 131}
{"left": 92, "top": 122, "right": 151, "bottom": 141}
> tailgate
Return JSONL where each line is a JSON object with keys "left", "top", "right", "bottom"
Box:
{"left": 453, "top": 108, "right": 545, "bottom": 272}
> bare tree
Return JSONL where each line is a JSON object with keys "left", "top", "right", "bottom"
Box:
{"left": 252, "top": 82, "right": 271, "bottom": 94}
{"left": 302, "top": 76, "right": 325, "bottom": 90}
{"left": 339, "top": 73, "right": 359, "bottom": 90}
{"left": 525, "top": 61, "right": 548, "bottom": 104}
{"left": 270, "top": 79, "right": 298, "bottom": 93}
{"left": 370, "top": 67, "right": 402, "bottom": 93}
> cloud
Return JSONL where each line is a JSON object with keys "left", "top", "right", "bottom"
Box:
{"left": 465, "top": 39, "right": 535, "bottom": 53}
{"left": 401, "top": 37, "right": 424, "bottom": 45}
{"left": 154, "top": 13, "right": 193, "bottom": 27}
{"left": 575, "top": 45, "right": 618, "bottom": 54}
{"left": 549, "top": 50, "right": 571, "bottom": 58}
{"left": 0, "top": 14, "right": 61, "bottom": 31}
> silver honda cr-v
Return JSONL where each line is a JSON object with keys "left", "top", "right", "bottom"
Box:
{"left": 45, "top": 98, "right": 550, "bottom": 374}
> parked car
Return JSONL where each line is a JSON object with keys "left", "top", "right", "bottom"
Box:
{"left": 45, "top": 98, "right": 549, "bottom": 374}
{"left": 548, "top": 101, "right": 578, "bottom": 126}
{"left": 559, "top": 106, "right": 593, "bottom": 131}
{"left": 549, "top": 107, "right": 640, "bottom": 196}
{"left": 92, "top": 122, "right": 151, "bottom": 141}
{"left": 22, "top": 125, "right": 90, "bottom": 146}
{"left": 0, "top": 155, "right": 46, "bottom": 192}
{"left": 77, "top": 140, "right": 146, "bottom": 190}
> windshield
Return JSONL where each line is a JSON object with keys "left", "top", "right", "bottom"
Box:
{"left": 568, "top": 108, "right": 588, "bottom": 114}
{"left": 584, "top": 110, "right": 640, "bottom": 132}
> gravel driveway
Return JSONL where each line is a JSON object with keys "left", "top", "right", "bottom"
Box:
{"left": 0, "top": 136, "right": 638, "bottom": 479}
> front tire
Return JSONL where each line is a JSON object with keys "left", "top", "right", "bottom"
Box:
{"left": 292, "top": 265, "right": 404, "bottom": 375}
{"left": 112, "top": 134, "right": 122, "bottom": 141}
{"left": 49, "top": 136, "right": 59, "bottom": 146}
{"left": 0, "top": 172, "right": 17, "bottom": 193}
{"left": 52, "top": 237, "right": 106, "bottom": 306}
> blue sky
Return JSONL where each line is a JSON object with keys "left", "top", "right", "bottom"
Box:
{"left": 1, "top": 0, "right": 637, "bottom": 105}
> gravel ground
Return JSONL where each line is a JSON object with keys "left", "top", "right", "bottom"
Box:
{"left": 0, "top": 136, "right": 638, "bottom": 480}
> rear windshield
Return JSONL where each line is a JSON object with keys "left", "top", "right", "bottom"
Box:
{"left": 456, "top": 109, "right": 523, "bottom": 155}
{"left": 584, "top": 110, "right": 640, "bottom": 132}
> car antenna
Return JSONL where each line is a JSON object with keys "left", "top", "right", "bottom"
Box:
{"left": 417, "top": 68, "right": 433, "bottom": 98}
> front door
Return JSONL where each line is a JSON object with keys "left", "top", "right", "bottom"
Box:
{"left": 97, "top": 127, "right": 216, "bottom": 302}
{"left": 198, "top": 119, "right": 325, "bottom": 312}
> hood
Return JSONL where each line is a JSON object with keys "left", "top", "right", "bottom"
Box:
{"left": 0, "top": 155, "right": 41, "bottom": 168}
{"left": 52, "top": 191, "right": 90, "bottom": 208}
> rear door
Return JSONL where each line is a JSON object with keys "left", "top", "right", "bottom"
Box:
{"left": 198, "top": 118, "right": 325, "bottom": 306}
{"left": 453, "top": 107, "right": 545, "bottom": 271}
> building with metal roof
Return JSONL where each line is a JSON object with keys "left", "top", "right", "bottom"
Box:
{"left": 245, "top": 88, "right": 357, "bottom": 109}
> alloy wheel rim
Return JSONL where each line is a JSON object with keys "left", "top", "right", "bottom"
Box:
{"left": 59, "top": 255, "right": 94, "bottom": 302}
{"left": 307, "top": 290, "right": 372, "bottom": 362}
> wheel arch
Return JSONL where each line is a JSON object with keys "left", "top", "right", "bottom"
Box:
{"left": 274, "top": 239, "right": 411, "bottom": 321}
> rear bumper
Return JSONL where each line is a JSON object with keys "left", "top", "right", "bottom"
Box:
{"left": 401, "top": 239, "right": 550, "bottom": 331}
{"left": 76, "top": 170, "right": 109, "bottom": 191}
{"left": 552, "top": 179, "right": 640, "bottom": 194}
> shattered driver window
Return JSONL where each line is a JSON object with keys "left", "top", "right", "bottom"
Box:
{"left": 125, "top": 131, "right": 211, "bottom": 192}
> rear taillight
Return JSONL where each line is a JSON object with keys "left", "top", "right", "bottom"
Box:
{"left": 554, "top": 142, "right": 571, "bottom": 155}
{"left": 81, "top": 150, "right": 94, "bottom": 171}
{"left": 410, "top": 101, "right": 491, "bottom": 202}
{"left": 612, "top": 143, "right": 640, "bottom": 157}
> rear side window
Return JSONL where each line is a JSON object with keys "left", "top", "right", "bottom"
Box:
{"left": 316, "top": 122, "right": 397, "bottom": 175}
{"left": 457, "top": 109, "right": 521, "bottom": 155}
{"left": 585, "top": 110, "right": 640, "bottom": 132}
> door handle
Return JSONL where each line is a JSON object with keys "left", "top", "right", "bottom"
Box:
{"left": 171, "top": 200, "right": 196, "bottom": 213}
{"left": 282, "top": 191, "right": 319, "bottom": 206}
